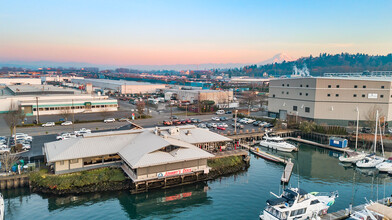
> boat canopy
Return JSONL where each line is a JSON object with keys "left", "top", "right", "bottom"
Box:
{"left": 367, "top": 203, "right": 392, "bottom": 219}
{"left": 266, "top": 197, "right": 287, "bottom": 206}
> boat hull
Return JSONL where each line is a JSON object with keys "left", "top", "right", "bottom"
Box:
{"left": 339, "top": 154, "right": 366, "bottom": 163}
{"left": 259, "top": 141, "right": 296, "bottom": 152}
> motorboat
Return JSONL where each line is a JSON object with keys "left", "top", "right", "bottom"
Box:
{"left": 339, "top": 151, "right": 366, "bottom": 163}
{"left": 376, "top": 157, "right": 392, "bottom": 172}
{"left": 356, "top": 154, "right": 384, "bottom": 168}
{"left": 348, "top": 202, "right": 392, "bottom": 220}
{"left": 260, "top": 133, "right": 298, "bottom": 152}
{"left": 259, "top": 188, "right": 338, "bottom": 220}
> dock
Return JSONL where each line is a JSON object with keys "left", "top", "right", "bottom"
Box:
{"left": 284, "top": 137, "right": 350, "bottom": 152}
{"left": 248, "top": 147, "right": 288, "bottom": 164}
{"left": 281, "top": 160, "right": 293, "bottom": 183}
{"left": 321, "top": 197, "right": 391, "bottom": 220}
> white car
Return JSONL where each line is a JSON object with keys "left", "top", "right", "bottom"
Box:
{"left": 74, "top": 128, "right": 92, "bottom": 136}
{"left": 42, "top": 122, "right": 55, "bottom": 127}
{"left": 61, "top": 121, "right": 73, "bottom": 126}
{"left": 221, "top": 123, "right": 228, "bottom": 128}
{"left": 56, "top": 132, "right": 77, "bottom": 140}
{"left": 211, "top": 123, "right": 217, "bottom": 128}
{"left": 212, "top": 117, "right": 220, "bottom": 121}
{"left": 245, "top": 119, "right": 255, "bottom": 124}
{"left": 21, "top": 143, "right": 31, "bottom": 150}
{"left": 14, "top": 133, "right": 33, "bottom": 141}
{"left": 104, "top": 118, "right": 115, "bottom": 123}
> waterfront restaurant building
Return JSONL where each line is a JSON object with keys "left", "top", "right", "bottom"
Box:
{"left": 44, "top": 126, "right": 231, "bottom": 181}
{"left": 268, "top": 77, "right": 392, "bottom": 126}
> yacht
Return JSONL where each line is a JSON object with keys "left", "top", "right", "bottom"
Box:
{"left": 0, "top": 193, "right": 4, "bottom": 220}
{"left": 339, "top": 151, "right": 366, "bottom": 163}
{"left": 348, "top": 202, "right": 392, "bottom": 220}
{"left": 260, "top": 133, "right": 298, "bottom": 152}
{"left": 259, "top": 188, "right": 338, "bottom": 220}
{"left": 376, "top": 157, "right": 392, "bottom": 172}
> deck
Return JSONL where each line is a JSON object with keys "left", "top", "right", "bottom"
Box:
{"left": 281, "top": 161, "right": 294, "bottom": 183}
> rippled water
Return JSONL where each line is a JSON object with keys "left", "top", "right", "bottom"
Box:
{"left": 4, "top": 144, "right": 392, "bottom": 219}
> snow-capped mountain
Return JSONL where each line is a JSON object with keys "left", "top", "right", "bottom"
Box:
{"left": 257, "top": 53, "right": 294, "bottom": 65}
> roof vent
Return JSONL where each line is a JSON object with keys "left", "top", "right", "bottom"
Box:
{"left": 185, "top": 130, "right": 191, "bottom": 136}
{"left": 169, "top": 127, "right": 180, "bottom": 135}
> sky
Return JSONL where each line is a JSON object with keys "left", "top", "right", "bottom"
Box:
{"left": 1, "top": 0, "right": 392, "bottom": 66}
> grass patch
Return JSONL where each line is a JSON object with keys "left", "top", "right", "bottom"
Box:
{"left": 30, "top": 167, "right": 126, "bottom": 190}
{"left": 207, "top": 156, "right": 243, "bottom": 169}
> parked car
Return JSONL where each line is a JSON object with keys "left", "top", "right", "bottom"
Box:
{"left": 61, "top": 121, "right": 73, "bottom": 126}
{"left": 104, "top": 118, "right": 116, "bottom": 123}
{"left": 42, "top": 122, "right": 55, "bottom": 127}
{"left": 253, "top": 121, "right": 261, "bottom": 126}
{"left": 212, "top": 117, "right": 220, "bottom": 121}
{"left": 217, "top": 126, "right": 226, "bottom": 130}
{"left": 226, "top": 111, "right": 232, "bottom": 114}
{"left": 173, "top": 120, "right": 182, "bottom": 125}
{"left": 185, "top": 119, "right": 192, "bottom": 123}
{"left": 231, "top": 123, "right": 244, "bottom": 129}
{"left": 180, "top": 119, "right": 187, "bottom": 124}
{"left": 263, "top": 123, "right": 274, "bottom": 128}
{"left": 197, "top": 123, "right": 207, "bottom": 128}
{"left": 14, "top": 133, "right": 32, "bottom": 141}
{"left": 163, "top": 120, "right": 172, "bottom": 126}
{"left": 216, "top": 110, "right": 225, "bottom": 115}
{"left": 206, "top": 123, "right": 213, "bottom": 128}
{"left": 361, "top": 127, "right": 372, "bottom": 133}
{"left": 74, "top": 128, "right": 92, "bottom": 136}
{"left": 219, "top": 117, "right": 227, "bottom": 121}
{"left": 211, "top": 123, "right": 217, "bottom": 128}
{"left": 170, "top": 115, "right": 179, "bottom": 120}
{"left": 57, "top": 132, "right": 77, "bottom": 140}
{"left": 191, "top": 118, "right": 201, "bottom": 123}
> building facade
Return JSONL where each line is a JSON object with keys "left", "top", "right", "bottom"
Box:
{"left": 164, "top": 89, "right": 234, "bottom": 105}
{"left": 268, "top": 77, "right": 392, "bottom": 126}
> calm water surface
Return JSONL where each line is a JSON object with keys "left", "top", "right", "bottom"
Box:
{"left": 4, "top": 144, "right": 392, "bottom": 219}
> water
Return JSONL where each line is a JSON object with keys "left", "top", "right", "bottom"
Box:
{"left": 4, "top": 144, "right": 392, "bottom": 219}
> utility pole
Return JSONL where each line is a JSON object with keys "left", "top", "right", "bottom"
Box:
{"left": 170, "top": 101, "right": 173, "bottom": 123}
{"left": 35, "top": 97, "right": 40, "bottom": 123}
{"left": 185, "top": 104, "right": 188, "bottom": 117}
{"left": 72, "top": 99, "right": 75, "bottom": 131}
{"left": 234, "top": 110, "right": 238, "bottom": 134}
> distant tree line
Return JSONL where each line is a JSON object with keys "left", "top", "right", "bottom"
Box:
{"left": 225, "top": 53, "right": 392, "bottom": 77}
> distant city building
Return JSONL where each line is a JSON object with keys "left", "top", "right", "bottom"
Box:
{"left": 72, "top": 78, "right": 166, "bottom": 95}
{"left": 268, "top": 77, "right": 392, "bottom": 126}
{"left": 82, "top": 67, "right": 100, "bottom": 72}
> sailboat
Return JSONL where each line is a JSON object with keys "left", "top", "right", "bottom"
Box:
{"left": 339, "top": 107, "right": 366, "bottom": 163}
{"left": 356, "top": 110, "right": 385, "bottom": 168}
{"left": 376, "top": 157, "right": 392, "bottom": 172}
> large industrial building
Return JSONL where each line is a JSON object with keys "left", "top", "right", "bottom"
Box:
{"left": 0, "top": 84, "right": 118, "bottom": 116}
{"left": 164, "top": 88, "right": 234, "bottom": 106}
{"left": 268, "top": 77, "right": 392, "bottom": 126}
{"left": 0, "top": 77, "right": 41, "bottom": 85}
{"left": 44, "top": 126, "right": 231, "bottom": 180}
{"left": 72, "top": 78, "right": 166, "bottom": 95}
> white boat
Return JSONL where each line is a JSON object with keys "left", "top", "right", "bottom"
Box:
{"left": 259, "top": 188, "right": 338, "bottom": 220}
{"left": 355, "top": 110, "right": 385, "bottom": 168}
{"left": 348, "top": 202, "right": 392, "bottom": 220}
{"left": 376, "top": 157, "right": 392, "bottom": 172}
{"left": 0, "top": 193, "right": 4, "bottom": 220}
{"left": 339, "top": 151, "right": 366, "bottom": 163}
{"left": 260, "top": 133, "right": 298, "bottom": 152}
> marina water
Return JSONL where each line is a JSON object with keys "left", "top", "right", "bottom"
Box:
{"left": 4, "top": 144, "right": 392, "bottom": 219}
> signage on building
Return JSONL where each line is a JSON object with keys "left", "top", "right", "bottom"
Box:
{"left": 158, "top": 168, "right": 192, "bottom": 178}
{"left": 368, "top": 93, "right": 378, "bottom": 99}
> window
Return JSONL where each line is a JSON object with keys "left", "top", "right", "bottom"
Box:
{"left": 272, "top": 94, "right": 275, "bottom": 98}
{"left": 382, "top": 86, "right": 385, "bottom": 89}
{"left": 70, "top": 159, "right": 79, "bottom": 164}
{"left": 282, "top": 91, "right": 284, "bottom": 94}
{"left": 336, "top": 85, "right": 340, "bottom": 88}
{"left": 305, "top": 107, "right": 310, "bottom": 113}
{"left": 60, "top": 161, "right": 64, "bottom": 165}
{"left": 310, "top": 200, "right": 320, "bottom": 205}
{"left": 306, "top": 85, "right": 309, "bottom": 87}
{"left": 286, "top": 92, "right": 289, "bottom": 94}
{"left": 300, "top": 84, "right": 303, "bottom": 87}
{"left": 354, "top": 85, "right": 358, "bottom": 88}
{"left": 282, "top": 84, "right": 284, "bottom": 87}
{"left": 381, "top": 95, "right": 384, "bottom": 98}
{"left": 45, "top": 108, "right": 49, "bottom": 111}
{"left": 33, "top": 108, "right": 36, "bottom": 111}
{"left": 293, "top": 106, "right": 297, "bottom": 111}
{"left": 363, "top": 85, "right": 366, "bottom": 88}
{"left": 305, "top": 93, "right": 308, "bottom": 96}
{"left": 327, "top": 94, "right": 331, "bottom": 97}
{"left": 335, "top": 94, "right": 339, "bottom": 97}
{"left": 353, "top": 94, "right": 357, "bottom": 97}
{"left": 362, "top": 94, "right": 365, "bottom": 97}
{"left": 328, "top": 85, "right": 331, "bottom": 88}
{"left": 287, "top": 84, "right": 289, "bottom": 87}
{"left": 299, "top": 92, "right": 302, "bottom": 96}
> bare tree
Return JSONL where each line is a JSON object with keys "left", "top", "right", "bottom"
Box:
{"left": 136, "top": 100, "right": 145, "bottom": 118}
{"left": 243, "top": 91, "right": 258, "bottom": 116}
{"left": 0, "top": 153, "right": 19, "bottom": 172}
{"left": 4, "top": 105, "right": 25, "bottom": 137}
{"left": 60, "top": 107, "right": 72, "bottom": 121}
{"left": 365, "top": 105, "right": 385, "bottom": 131}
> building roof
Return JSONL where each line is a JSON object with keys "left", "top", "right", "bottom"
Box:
{"left": 7, "top": 85, "right": 75, "bottom": 95}
{"left": 270, "top": 76, "right": 392, "bottom": 82}
{"left": 44, "top": 125, "right": 228, "bottom": 164}
{"left": 72, "top": 78, "right": 164, "bottom": 86}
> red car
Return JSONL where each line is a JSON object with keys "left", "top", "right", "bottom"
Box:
{"left": 180, "top": 119, "right": 187, "bottom": 124}
{"left": 217, "top": 126, "right": 226, "bottom": 130}
{"left": 185, "top": 118, "right": 192, "bottom": 123}
{"left": 163, "top": 120, "right": 172, "bottom": 126}
{"left": 173, "top": 120, "right": 182, "bottom": 125}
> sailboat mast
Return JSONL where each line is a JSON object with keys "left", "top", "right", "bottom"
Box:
{"left": 374, "top": 110, "right": 378, "bottom": 153}
{"left": 355, "top": 107, "right": 359, "bottom": 151}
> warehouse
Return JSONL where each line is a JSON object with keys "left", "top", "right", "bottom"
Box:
{"left": 0, "top": 84, "right": 117, "bottom": 115}
{"left": 0, "top": 77, "right": 41, "bottom": 85}
{"left": 44, "top": 126, "right": 231, "bottom": 179}
{"left": 164, "top": 88, "right": 234, "bottom": 106}
{"left": 72, "top": 78, "right": 166, "bottom": 94}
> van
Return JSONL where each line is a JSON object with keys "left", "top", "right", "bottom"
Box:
{"left": 216, "top": 110, "right": 225, "bottom": 115}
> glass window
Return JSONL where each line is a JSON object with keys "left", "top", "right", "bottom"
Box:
{"left": 327, "top": 94, "right": 331, "bottom": 97}
{"left": 305, "top": 93, "right": 308, "bottom": 96}
{"left": 60, "top": 161, "right": 64, "bottom": 165}
{"left": 310, "top": 200, "right": 320, "bottom": 205}
{"left": 286, "top": 92, "right": 289, "bottom": 94}
{"left": 306, "top": 85, "right": 309, "bottom": 87}
{"left": 287, "top": 84, "right": 289, "bottom": 87}
{"left": 328, "top": 85, "right": 331, "bottom": 88}
{"left": 45, "top": 108, "right": 49, "bottom": 111}
{"left": 299, "top": 92, "right": 302, "bottom": 95}
{"left": 353, "top": 94, "right": 357, "bottom": 97}
{"left": 70, "top": 159, "right": 79, "bottom": 164}
{"left": 282, "top": 91, "right": 284, "bottom": 94}
{"left": 382, "top": 86, "right": 385, "bottom": 89}
{"left": 305, "top": 107, "right": 310, "bottom": 113}
{"left": 354, "top": 85, "right": 358, "bottom": 88}
{"left": 272, "top": 94, "right": 275, "bottom": 98}
{"left": 336, "top": 85, "right": 340, "bottom": 88}
{"left": 381, "top": 95, "right": 384, "bottom": 98}
{"left": 362, "top": 94, "right": 365, "bottom": 97}
{"left": 363, "top": 85, "right": 366, "bottom": 88}
{"left": 282, "top": 84, "right": 284, "bottom": 87}
{"left": 293, "top": 106, "right": 297, "bottom": 111}
{"left": 336, "top": 94, "right": 339, "bottom": 97}
{"left": 300, "top": 84, "right": 303, "bottom": 87}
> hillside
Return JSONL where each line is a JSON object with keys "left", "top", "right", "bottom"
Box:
{"left": 226, "top": 53, "right": 392, "bottom": 77}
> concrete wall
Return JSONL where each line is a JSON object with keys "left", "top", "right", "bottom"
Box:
{"left": 69, "top": 159, "right": 83, "bottom": 170}
{"left": 55, "top": 160, "right": 69, "bottom": 172}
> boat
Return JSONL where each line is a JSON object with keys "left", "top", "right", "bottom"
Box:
{"left": 260, "top": 133, "right": 298, "bottom": 152}
{"left": 259, "top": 188, "right": 338, "bottom": 220}
{"left": 376, "top": 157, "right": 392, "bottom": 172}
{"left": 348, "top": 202, "right": 392, "bottom": 220}
{"left": 339, "top": 151, "right": 366, "bottom": 163}
{"left": 355, "top": 110, "right": 385, "bottom": 168}
{"left": 0, "top": 193, "right": 4, "bottom": 220}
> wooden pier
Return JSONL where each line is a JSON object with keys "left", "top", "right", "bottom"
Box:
{"left": 321, "top": 198, "right": 391, "bottom": 220}
{"left": 281, "top": 160, "right": 293, "bottom": 183}
{"left": 285, "top": 137, "right": 351, "bottom": 152}
{"left": 246, "top": 146, "right": 288, "bottom": 164}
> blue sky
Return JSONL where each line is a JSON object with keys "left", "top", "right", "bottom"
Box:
{"left": 0, "top": 0, "right": 391, "bottom": 65}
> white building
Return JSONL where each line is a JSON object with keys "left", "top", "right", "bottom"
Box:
{"left": 0, "top": 78, "right": 41, "bottom": 85}
{"left": 164, "top": 89, "right": 234, "bottom": 105}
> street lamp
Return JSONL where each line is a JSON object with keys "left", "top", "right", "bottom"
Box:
{"left": 234, "top": 110, "right": 238, "bottom": 134}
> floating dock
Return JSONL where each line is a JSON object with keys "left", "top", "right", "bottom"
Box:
{"left": 248, "top": 147, "right": 288, "bottom": 164}
{"left": 281, "top": 160, "right": 293, "bottom": 183}
{"left": 284, "top": 137, "right": 350, "bottom": 152}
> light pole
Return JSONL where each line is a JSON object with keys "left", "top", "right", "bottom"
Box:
{"left": 35, "top": 97, "right": 40, "bottom": 123}
{"left": 355, "top": 107, "right": 359, "bottom": 151}
{"left": 234, "top": 110, "right": 238, "bottom": 134}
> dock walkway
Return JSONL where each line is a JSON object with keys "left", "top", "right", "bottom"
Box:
{"left": 281, "top": 161, "right": 293, "bottom": 183}
{"left": 285, "top": 137, "right": 350, "bottom": 152}
{"left": 321, "top": 198, "right": 390, "bottom": 220}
